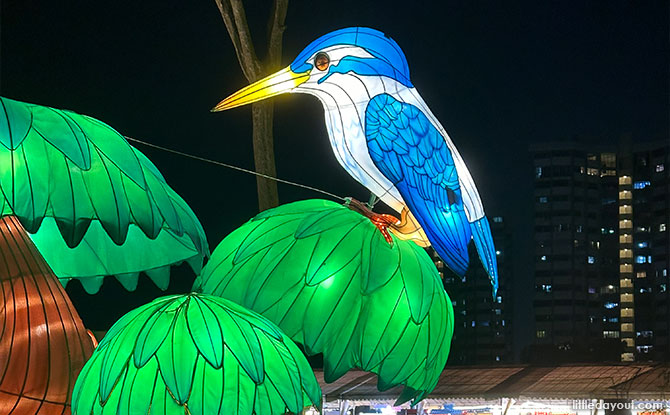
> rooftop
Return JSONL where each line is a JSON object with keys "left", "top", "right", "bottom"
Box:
{"left": 317, "top": 363, "right": 670, "bottom": 403}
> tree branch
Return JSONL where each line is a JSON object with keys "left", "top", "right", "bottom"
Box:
{"left": 213, "top": 0, "right": 261, "bottom": 81}
{"left": 266, "top": 0, "right": 289, "bottom": 69}
{"left": 228, "top": 0, "right": 262, "bottom": 80}
{"left": 212, "top": 0, "right": 286, "bottom": 212}
{"left": 213, "top": 0, "right": 242, "bottom": 68}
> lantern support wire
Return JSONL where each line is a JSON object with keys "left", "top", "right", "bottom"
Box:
{"left": 124, "top": 135, "right": 347, "bottom": 202}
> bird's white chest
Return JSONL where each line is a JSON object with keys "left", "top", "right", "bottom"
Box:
{"left": 301, "top": 73, "right": 485, "bottom": 222}
{"left": 310, "top": 77, "right": 407, "bottom": 213}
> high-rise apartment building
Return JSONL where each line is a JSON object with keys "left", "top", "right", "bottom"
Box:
{"left": 531, "top": 139, "right": 669, "bottom": 361}
{"left": 441, "top": 216, "right": 513, "bottom": 364}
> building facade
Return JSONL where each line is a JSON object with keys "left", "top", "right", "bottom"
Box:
{"left": 531, "top": 139, "right": 669, "bottom": 362}
{"left": 440, "top": 216, "right": 513, "bottom": 365}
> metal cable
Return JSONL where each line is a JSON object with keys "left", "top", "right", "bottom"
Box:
{"left": 124, "top": 135, "right": 347, "bottom": 202}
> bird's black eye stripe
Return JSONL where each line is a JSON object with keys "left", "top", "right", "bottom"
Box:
{"left": 314, "top": 52, "right": 330, "bottom": 71}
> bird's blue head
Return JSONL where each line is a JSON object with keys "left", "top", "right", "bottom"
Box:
{"left": 289, "top": 27, "right": 412, "bottom": 88}
{"left": 213, "top": 27, "right": 413, "bottom": 111}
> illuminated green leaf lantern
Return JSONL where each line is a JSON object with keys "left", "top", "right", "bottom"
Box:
{"left": 72, "top": 293, "right": 322, "bottom": 415}
{"left": 0, "top": 96, "right": 209, "bottom": 292}
{"left": 195, "top": 199, "right": 454, "bottom": 404}
{"left": 0, "top": 96, "right": 208, "bottom": 412}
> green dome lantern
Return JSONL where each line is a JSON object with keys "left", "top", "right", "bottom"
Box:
{"left": 0, "top": 96, "right": 209, "bottom": 292}
{"left": 0, "top": 96, "right": 209, "bottom": 413}
{"left": 72, "top": 293, "right": 321, "bottom": 415}
{"left": 195, "top": 199, "right": 454, "bottom": 404}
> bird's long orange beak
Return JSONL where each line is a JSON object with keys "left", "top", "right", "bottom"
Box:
{"left": 211, "top": 66, "right": 310, "bottom": 112}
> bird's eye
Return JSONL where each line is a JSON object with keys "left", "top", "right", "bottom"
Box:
{"left": 314, "top": 52, "right": 330, "bottom": 71}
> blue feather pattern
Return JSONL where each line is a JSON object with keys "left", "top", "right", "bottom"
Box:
{"left": 366, "top": 94, "right": 498, "bottom": 292}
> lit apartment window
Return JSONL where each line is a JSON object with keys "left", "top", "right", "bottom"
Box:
{"left": 619, "top": 249, "right": 633, "bottom": 259}
{"left": 637, "top": 241, "right": 648, "bottom": 248}
{"left": 602, "top": 197, "right": 616, "bottom": 205}
{"left": 660, "top": 223, "right": 667, "bottom": 232}
{"left": 535, "top": 166, "right": 543, "bottom": 178}
{"left": 633, "top": 181, "right": 651, "bottom": 189}
{"left": 587, "top": 256, "right": 595, "bottom": 264}
{"left": 587, "top": 168, "right": 599, "bottom": 176}
{"left": 601, "top": 153, "right": 616, "bottom": 167}
{"left": 619, "top": 234, "right": 633, "bottom": 243}
{"left": 619, "top": 220, "right": 633, "bottom": 229}
{"left": 536, "top": 330, "right": 547, "bottom": 338}
{"left": 620, "top": 293, "right": 633, "bottom": 303}
{"left": 636, "top": 271, "right": 646, "bottom": 278}
{"left": 604, "top": 302, "right": 619, "bottom": 309}
{"left": 619, "top": 205, "right": 632, "bottom": 214}
{"left": 656, "top": 163, "right": 665, "bottom": 173}
{"left": 601, "top": 285, "right": 617, "bottom": 294}
{"left": 619, "top": 190, "right": 632, "bottom": 200}
{"left": 538, "top": 196, "right": 548, "bottom": 203}
{"left": 556, "top": 224, "right": 569, "bottom": 232}
{"left": 620, "top": 279, "right": 633, "bottom": 288}
{"left": 623, "top": 339, "right": 634, "bottom": 348}
{"left": 618, "top": 176, "right": 632, "bottom": 185}
{"left": 621, "top": 308, "right": 634, "bottom": 317}
{"left": 620, "top": 264, "right": 633, "bottom": 273}
{"left": 635, "top": 255, "right": 648, "bottom": 264}
{"left": 603, "top": 330, "right": 620, "bottom": 339}
{"left": 621, "top": 323, "right": 634, "bottom": 332}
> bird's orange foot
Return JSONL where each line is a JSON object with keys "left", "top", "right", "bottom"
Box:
{"left": 345, "top": 198, "right": 399, "bottom": 244}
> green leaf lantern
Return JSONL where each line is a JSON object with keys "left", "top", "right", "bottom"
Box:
{"left": 0, "top": 96, "right": 209, "bottom": 292}
{"left": 195, "top": 199, "right": 454, "bottom": 404}
{"left": 72, "top": 293, "right": 322, "bottom": 415}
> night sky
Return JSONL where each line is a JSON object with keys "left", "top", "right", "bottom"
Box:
{"left": 2, "top": 1, "right": 668, "bottom": 357}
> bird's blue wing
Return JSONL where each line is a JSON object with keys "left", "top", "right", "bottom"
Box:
{"left": 365, "top": 94, "right": 471, "bottom": 275}
{"left": 365, "top": 94, "right": 498, "bottom": 291}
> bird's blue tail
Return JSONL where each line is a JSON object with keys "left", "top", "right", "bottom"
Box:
{"left": 470, "top": 217, "right": 499, "bottom": 296}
